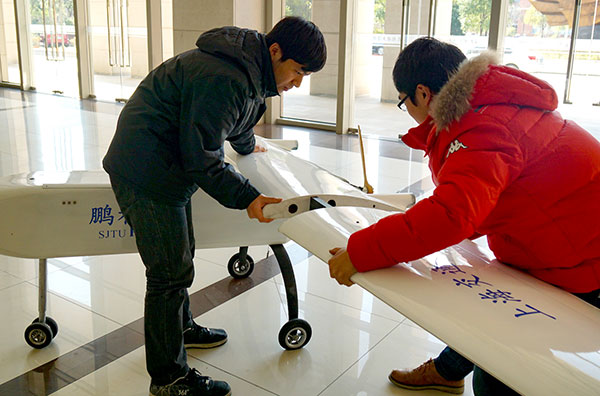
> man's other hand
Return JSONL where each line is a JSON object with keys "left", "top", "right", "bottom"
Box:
{"left": 253, "top": 145, "right": 267, "bottom": 153}
{"left": 328, "top": 247, "right": 357, "bottom": 287}
{"left": 247, "top": 194, "right": 282, "bottom": 223}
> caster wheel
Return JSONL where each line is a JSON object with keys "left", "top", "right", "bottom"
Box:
{"left": 25, "top": 322, "right": 54, "bottom": 349}
{"left": 32, "top": 316, "right": 58, "bottom": 338}
{"left": 227, "top": 253, "right": 254, "bottom": 279}
{"left": 278, "top": 318, "right": 312, "bottom": 350}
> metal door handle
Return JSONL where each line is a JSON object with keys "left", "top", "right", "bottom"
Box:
{"left": 107, "top": 0, "right": 130, "bottom": 67}
{"left": 107, "top": 0, "right": 115, "bottom": 66}
{"left": 43, "top": 0, "right": 65, "bottom": 61}
{"left": 119, "top": 0, "right": 131, "bottom": 67}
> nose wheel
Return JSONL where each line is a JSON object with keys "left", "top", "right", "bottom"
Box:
{"left": 279, "top": 318, "right": 312, "bottom": 350}
{"left": 25, "top": 316, "right": 59, "bottom": 349}
{"left": 227, "top": 248, "right": 254, "bottom": 279}
{"left": 24, "top": 258, "right": 60, "bottom": 349}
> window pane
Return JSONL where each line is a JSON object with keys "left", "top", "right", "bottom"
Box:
{"left": 87, "top": 0, "right": 148, "bottom": 102}
{"left": 0, "top": 0, "right": 21, "bottom": 85}
{"left": 503, "top": 1, "right": 572, "bottom": 101}
{"left": 562, "top": 0, "right": 600, "bottom": 105}
{"left": 434, "top": 0, "right": 492, "bottom": 63}
{"left": 281, "top": 0, "right": 338, "bottom": 124}
{"left": 352, "top": 0, "right": 441, "bottom": 139}
{"left": 30, "top": 0, "right": 79, "bottom": 97}
{"left": 352, "top": 0, "right": 404, "bottom": 139}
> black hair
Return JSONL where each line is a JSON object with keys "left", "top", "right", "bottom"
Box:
{"left": 392, "top": 37, "right": 466, "bottom": 100}
{"left": 265, "top": 16, "right": 327, "bottom": 73}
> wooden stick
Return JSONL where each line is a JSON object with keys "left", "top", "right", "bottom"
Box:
{"left": 357, "top": 125, "right": 374, "bottom": 194}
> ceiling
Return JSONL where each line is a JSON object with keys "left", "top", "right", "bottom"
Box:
{"left": 529, "top": 0, "right": 600, "bottom": 27}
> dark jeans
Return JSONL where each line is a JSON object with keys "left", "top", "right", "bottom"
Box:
{"left": 110, "top": 176, "right": 196, "bottom": 385}
{"left": 434, "top": 289, "right": 600, "bottom": 396}
{"left": 434, "top": 347, "right": 518, "bottom": 396}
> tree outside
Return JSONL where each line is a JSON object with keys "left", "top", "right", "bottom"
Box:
{"left": 456, "top": 0, "right": 491, "bottom": 36}
{"left": 451, "top": 2, "right": 464, "bottom": 36}
{"left": 374, "top": 0, "right": 385, "bottom": 33}
{"left": 505, "top": 0, "right": 522, "bottom": 36}
{"left": 285, "top": 0, "right": 312, "bottom": 20}
{"left": 524, "top": 6, "right": 549, "bottom": 37}
{"left": 30, "top": 0, "right": 74, "bottom": 26}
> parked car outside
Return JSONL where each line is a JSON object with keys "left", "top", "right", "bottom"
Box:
{"left": 465, "top": 46, "right": 545, "bottom": 72}
{"left": 372, "top": 45, "right": 384, "bottom": 55}
{"left": 45, "top": 33, "right": 71, "bottom": 47}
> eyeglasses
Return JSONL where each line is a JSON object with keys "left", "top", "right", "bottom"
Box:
{"left": 397, "top": 95, "right": 409, "bottom": 112}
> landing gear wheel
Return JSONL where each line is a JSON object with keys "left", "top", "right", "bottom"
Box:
{"left": 24, "top": 321, "right": 54, "bottom": 349}
{"left": 32, "top": 316, "right": 58, "bottom": 338}
{"left": 278, "top": 318, "right": 312, "bottom": 350}
{"left": 227, "top": 253, "right": 254, "bottom": 279}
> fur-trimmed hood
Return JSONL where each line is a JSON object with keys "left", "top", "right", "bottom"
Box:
{"left": 431, "top": 51, "right": 558, "bottom": 131}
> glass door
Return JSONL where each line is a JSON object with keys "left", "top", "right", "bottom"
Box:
{"left": 29, "top": 0, "right": 79, "bottom": 96}
{"left": 280, "top": 0, "right": 338, "bottom": 125}
{"left": 501, "top": 1, "right": 571, "bottom": 101}
{"left": 433, "top": 0, "right": 492, "bottom": 62}
{"left": 351, "top": 0, "right": 437, "bottom": 139}
{"left": 86, "top": 0, "right": 148, "bottom": 102}
{"left": 568, "top": 0, "right": 600, "bottom": 105}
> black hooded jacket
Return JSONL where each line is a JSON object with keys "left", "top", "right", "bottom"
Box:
{"left": 103, "top": 27, "right": 279, "bottom": 208}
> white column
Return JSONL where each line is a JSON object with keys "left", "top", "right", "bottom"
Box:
{"left": 172, "top": 0, "right": 265, "bottom": 55}
{"left": 381, "top": 0, "right": 403, "bottom": 102}
{"left": 13, "top": 0, "right": 33, "bottom": 89}
{"left": 172, "top": 0, "right": 235, "bottom": 54}
{"left": 335, "top": 0, "right": 354, "bottom": 134}
{"left": 311, "top": 0, "right": 341, "bottom": 96}
{"left": 265, "top": 0, "right": 282, "bottom": 124}
{"left": 147, "top": 0, "right": 163, "bottom": 70}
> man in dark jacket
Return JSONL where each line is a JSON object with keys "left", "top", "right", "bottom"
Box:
{"left": 103, "top": 17, "right": 326, "bottom": 396}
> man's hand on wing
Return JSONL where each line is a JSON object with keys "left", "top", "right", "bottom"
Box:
{"left": 328, "top": 247, "right": 357, "bottom": 287}
{"left": 253, "top": 144, "right": 267, "bottom": 153}
{"left": 246, "top": 194, "right": 282, "bottom": 223}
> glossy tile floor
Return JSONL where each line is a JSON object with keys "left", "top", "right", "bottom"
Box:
{"left": 1, "top": 88, "right": 598, "bottom": 396}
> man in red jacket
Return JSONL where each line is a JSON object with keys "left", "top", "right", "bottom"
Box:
{"left": 328, "top": 37, "right": 600, "bottom": 395}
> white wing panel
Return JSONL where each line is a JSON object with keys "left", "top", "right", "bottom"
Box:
{"left": 279, "top": 207, "right": 600, "bottom": 396}
{"left": 226, "top": 138, "right": 365, "bottom": 199}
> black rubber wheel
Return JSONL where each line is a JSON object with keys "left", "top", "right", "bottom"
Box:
{"left": 278, "top": 318, "right": 312, "bottom": 350}
{"left": 24, "top": 322, "right": 53, "bottom": 349}
{"left": 227, "top": 253, "right": 254, "bottom": 279}
{"left": 33, "top": 316, "right": 58, "bottom": 338}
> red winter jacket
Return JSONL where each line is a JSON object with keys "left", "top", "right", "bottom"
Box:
{"left": 347, "top": 53, "right": 600, "bottom": 293}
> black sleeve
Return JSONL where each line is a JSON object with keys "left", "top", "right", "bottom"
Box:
{"left": 227, "top": 130, "right": 256, "bottom": 155}
{"left": 178, "top": 75, "right": 260, "bottom": 209}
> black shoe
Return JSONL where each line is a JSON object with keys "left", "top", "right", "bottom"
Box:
{"left": 184, "top": 323, "right": 228, "bottom": 349}
{"left": 149, "top": 368, "right": 231, "bottom": 396}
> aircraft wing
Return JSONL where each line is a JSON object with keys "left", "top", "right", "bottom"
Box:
{"left": 278, "top": 206, "right": 600, "bottom": 396}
